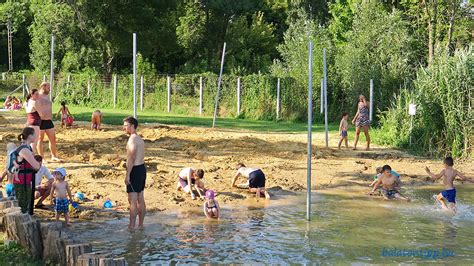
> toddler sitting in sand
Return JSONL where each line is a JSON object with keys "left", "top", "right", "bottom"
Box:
{"left": 203, "top": 190, "right": 220, "bottom": 219}
{"left": 370, "top": 165, "right": 409, "bottom": 201}
{"left": 49, "top": 168, "right": 73, "bottom": 225}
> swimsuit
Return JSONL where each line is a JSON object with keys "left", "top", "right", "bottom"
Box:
{"left": 178, "top": 177, "right": 196, "bottom": 188}
{"left": 54, "top": 198, "right": 69, "bottom": 213}
{"left": 380, "top": 188, "right": 398, "bottom": 199}
{"left": 27, "top": 111, "right": 42, "bottom": 126}
{"left": 127, "top": 164, "right": 146, "bottom": 193}
{"left": 248, "top": 169, "right": 266, "bottom": 188}
{"left": 341, "top": 131, "right": 348, "bottom": 138}
{"left": 441, "top": 188, "right": 456, "bottom": 203}
{"left": 356, "top": 105, "right": 370, "bottom": 127}
{"left": 40, "top": 120, "right": 55, "bottom": 130}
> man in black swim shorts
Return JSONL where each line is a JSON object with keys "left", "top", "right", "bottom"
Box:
{"left": 36, "top": 82, "right": 60, "bottom": 161}
{"left": 123, "top": 116, "right": 146, "bottom": 230}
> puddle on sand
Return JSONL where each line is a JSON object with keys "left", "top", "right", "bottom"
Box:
{"left": 74, "top": 185, "right": 474, "bottom": 264}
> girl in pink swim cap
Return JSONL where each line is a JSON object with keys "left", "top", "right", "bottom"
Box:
{"left": 203, "top": 189, "right": 220, "bottom": 219}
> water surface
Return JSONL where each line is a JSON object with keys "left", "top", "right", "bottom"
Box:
{"left": 75, "top": 185, "right": 474, "bottom": 264}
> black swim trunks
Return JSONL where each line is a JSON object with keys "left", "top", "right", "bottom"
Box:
{"left": 249, "top": 169, "right": 265, "bottom": 188}
{"left": 127, "top": 164, "right": 146, "bottom": 193}
{"left": 40, "top": 120, "right": 54, "bottom": 130}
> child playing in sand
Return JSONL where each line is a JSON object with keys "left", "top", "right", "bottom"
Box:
{"left": 49, "top": 168, "right": 73, "bottom": 225}
{"left": 231, "top": 163, "right": 270, "bottom": 199}
{"left": 57, "top": 101, "right": 73, "bottom": 128}
{"left": 1, "top": 143, "right": 17, "bottom": 197}
{"left": 369, "top": 166, "right": 401, "bottom": 187}
{"left": 370, "top": 165, "right": 409, "bottom": 201}
{"left": 203, "top": 190, "right": 220, "bottom": 219}
{"left": 338, "top": 112, "right": 349, "bottom": 149}
{"left": 91, "top": 110, "right": 103, "bottom": 130}
{"left": 425, "top": 157, "right": 472, "bottom": 213}
{"left": 177, "top": 167, "right": 206, "bottom": 199}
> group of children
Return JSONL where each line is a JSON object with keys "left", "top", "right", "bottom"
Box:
{"left": 368, "top": 157, "right": 472, "bottom": 213}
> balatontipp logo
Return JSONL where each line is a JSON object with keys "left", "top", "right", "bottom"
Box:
{"left": 381, "top": 247, "right": 455, "bottom": 259}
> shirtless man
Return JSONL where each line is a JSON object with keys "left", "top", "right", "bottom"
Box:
{"left": 370, "top": 165, "right": 409, "bottom": 201}
{"left": 36, "top": 82, "right": 60, "bottom": 161}
{"left": 91, "top": 110, "right": 103, "bottom": 130}
{"left": 425, "top": 157, "right": 472, "bottom": 213}
{"left": 123, "top": 116, "right": 146, "bottom": 230}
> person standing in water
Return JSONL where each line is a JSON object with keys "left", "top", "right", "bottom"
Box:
{"left": 352, "top": 95, "right": 371, "bottom": 150}
{"left": 36, "top": 82, "right": 60, "bottom": 161}
{"left": 425, "top": 157, "right": 472, "bottom": 213}
{"left": 123, "top": 116, "right": 146, "bottom": 230}
{"left": 231, "top": 163, "right": 270, "bottom": 199}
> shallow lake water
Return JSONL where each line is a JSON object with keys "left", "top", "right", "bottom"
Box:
{"left": 75, "top": 185, "right": 474, "bottom": 264}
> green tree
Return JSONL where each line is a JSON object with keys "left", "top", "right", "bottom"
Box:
{"left": 334, "top": 1, "right": 414, "bottom": 117}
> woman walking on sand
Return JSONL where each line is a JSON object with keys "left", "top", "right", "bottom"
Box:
{"left": 352, "top": 94, "right": 371, "bottom": 150}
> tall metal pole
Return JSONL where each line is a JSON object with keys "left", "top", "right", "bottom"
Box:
{"left": 113, "top": 74, "right": 117, "bottom": 108}
{"left": 307, "top": 41, "right": 313, "bottom": 221}
{"left": 199, "top": 77, "right": 203, "bottom": 115}
{"left": 167, "top": 76, "right": 171, "bottom": 112}
{"left": 140, "top": 76, "right": 144, "bottom": 111}
{"left": 276, "top": 78, "right": 281, "bottom": 120}
{"left": 369, "top": 79, "right": 374, "bottom": 122}
{"left": 7, "top": 21, "right": 13, "bottom": 71}
{"left": 212, "top": 42, "right": 227, "bottom": 128}
{"left": 237, "top": 77, "right": 241, "bottom": 116}
{"left": 133, "top": 33, "right": 137, "bottom": 118}
{"left": 22, "top": 74, "right": 26, "bottom": 98}
{"left": 323, "top": 48, "right": 328, "bottom": 148}
{"left": 320, "top": 79, "right": 323, "bottom": 114}
{"left": 50, "top": 35, "right": 55, "bottom": 101}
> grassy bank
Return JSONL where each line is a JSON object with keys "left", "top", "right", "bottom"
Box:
{"left": 56, "top": 104, "right": 343, "bottom": 134}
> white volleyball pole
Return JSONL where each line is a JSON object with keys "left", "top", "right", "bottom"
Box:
{"left": 307, "top": 41, "right": 313, "bottom": 221}
{"left": 132, "top": 33, "right": 137, "bottom": 118}
{"left": 212, "top": 42, "right": 227, "bottom": 128}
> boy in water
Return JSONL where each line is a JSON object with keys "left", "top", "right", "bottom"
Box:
{"left": 425, "top": 157, "right": 472, "bottom": 213}
{"left": 203, "top": 190, "right": 220, "bottom": 219}
{"left": 91, "top": 110, "right": 103, "bottom": 130}
{"left": 338, "top": 112, "right": 349, "bottom": 149}
{"left": 49, "top": 168, "right": 73, "bottom": 225}
{"left": 370, "top": 165, "right": 409, "bottom": 201}
{"left": 369, "top": 166, "right": 401, "bottom": 187}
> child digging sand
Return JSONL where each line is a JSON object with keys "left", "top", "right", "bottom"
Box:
{"left": 203, "top": 190, "right": 220, "bottom": 219}
{"left": 370, "top": 165, "right": 410, "bottom": 201}
{"left": 49, "top": 168, "right": 73, "bottom": 225}
{"left": 338, "top": 112, "right": 349, "bottom": 149}
{"left": 425, "top": 157, "right": 472, "bottom": 213}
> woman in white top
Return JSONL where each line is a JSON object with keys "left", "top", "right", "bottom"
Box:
{"left": 176, "top": 167, "right": 205, "bottom": 199}
{"left": 231, "top": 163, "right": 270, "bottom": 199}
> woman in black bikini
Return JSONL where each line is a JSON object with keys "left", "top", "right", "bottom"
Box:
{"left": 352, "top": 94, "right": 371, "bottom": 150}
{"left": 25, "top": 89, "right": 41, "bottom": 153}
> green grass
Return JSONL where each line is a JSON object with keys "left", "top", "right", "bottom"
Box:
{"left": 58, "top": 104, "right": 341, "bottom": 133}
{"left": 0, "top": 236, "right": 42, "bottom": 265}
